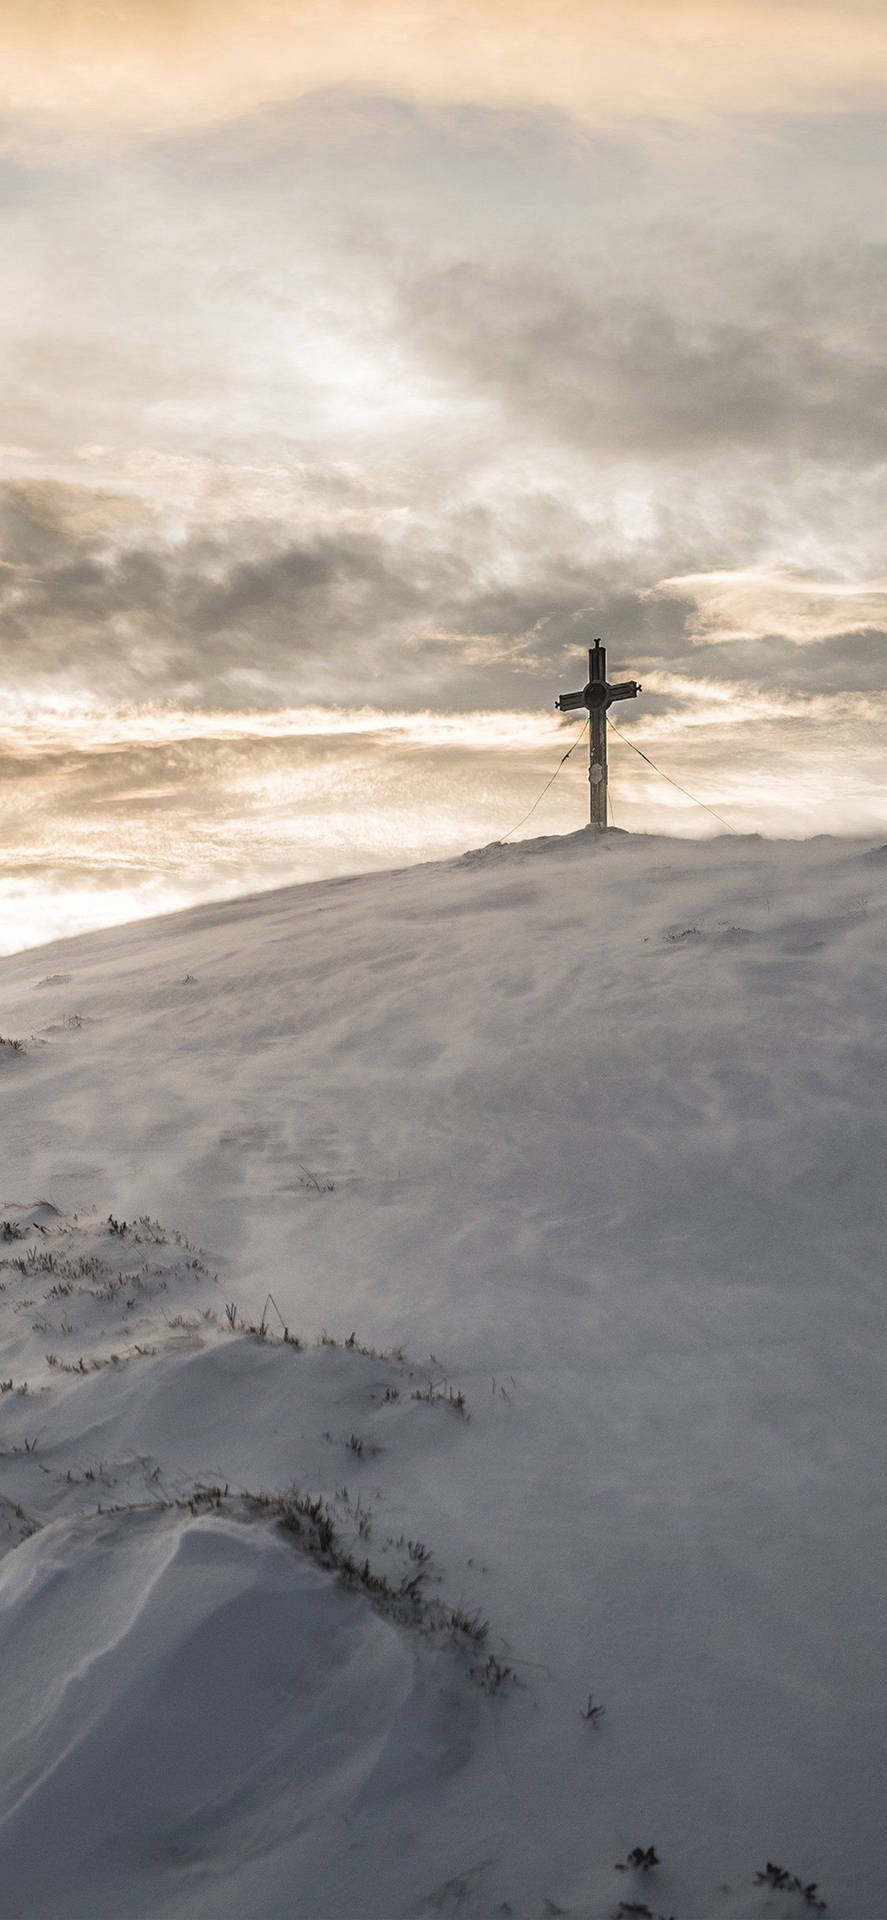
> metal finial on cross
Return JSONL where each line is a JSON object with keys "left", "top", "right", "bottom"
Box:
{"left": 555, "top": 638, "right": 641, "bottom": 829}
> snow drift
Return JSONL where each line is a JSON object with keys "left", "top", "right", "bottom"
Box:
{"left": 0, "top": 829, "right": 884, "bottom": 1919}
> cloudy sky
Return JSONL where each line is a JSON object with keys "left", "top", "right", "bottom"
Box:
{"left": 3, "top": 0, "right": 887, "bottom": 948}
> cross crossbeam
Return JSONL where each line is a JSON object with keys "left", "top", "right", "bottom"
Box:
{"left": 554, "top": 639, "right": 641, "bottom": 828}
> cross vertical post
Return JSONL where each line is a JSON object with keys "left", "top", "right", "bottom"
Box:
{"left": 588, "top": 640, "right": 607, "bottom": 828}
{"left": 554, "top": 637, "right": 642, "bottom": 831}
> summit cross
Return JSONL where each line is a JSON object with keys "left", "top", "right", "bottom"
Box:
{"left": 555, "top": 639, "right": 641, "bottom": 829}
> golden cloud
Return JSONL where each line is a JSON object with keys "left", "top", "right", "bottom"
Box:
{"left": 648, "top": 568, "right": 887, "bottom": 645}
{"left": 4, "top": 2, "right": 887, "bottom": 138}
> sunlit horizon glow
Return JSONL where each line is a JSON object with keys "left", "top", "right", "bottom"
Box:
{"left": 4, "top": 686, "right": 887, "bottom": 957}
{"left": 0, "top": 703, "right": 569, "bottom": 755}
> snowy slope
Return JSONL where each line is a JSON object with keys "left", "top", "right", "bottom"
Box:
{"left": 0, "top": 830, "right": 885, "bottom": 1920}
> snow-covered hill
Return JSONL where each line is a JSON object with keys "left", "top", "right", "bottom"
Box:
{"left": 1, "top": 830, "right": 884, "bottom": 1920}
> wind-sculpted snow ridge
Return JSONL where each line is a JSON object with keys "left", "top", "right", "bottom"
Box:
{"left": 0, "top": 1202, "right": 483, "bottom": 1620}
{"left": 1, "top": 833, "right": 886, "bottom": 1916}
{"left": 0, "top": 1208, "right": 504, "bottom": 1919}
